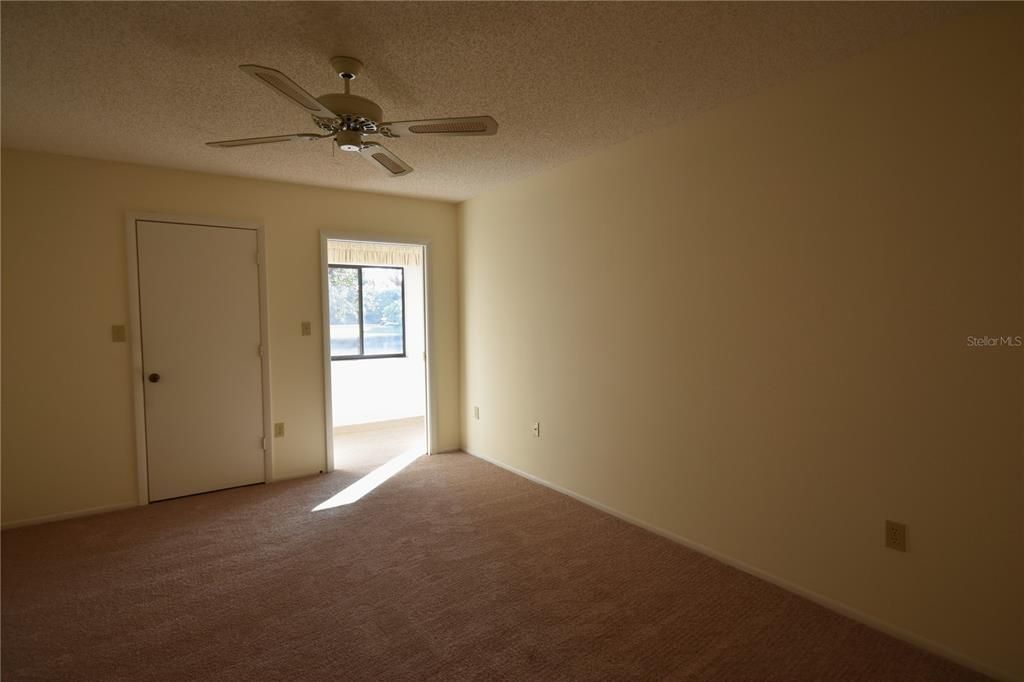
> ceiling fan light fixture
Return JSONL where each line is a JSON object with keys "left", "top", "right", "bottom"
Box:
{"left": 334, "top": 131, "right": 363, "bottom": 152}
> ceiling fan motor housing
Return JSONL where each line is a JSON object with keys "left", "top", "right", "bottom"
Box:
{"left": 315, "top": 94, "right": 383, "bottom": 134}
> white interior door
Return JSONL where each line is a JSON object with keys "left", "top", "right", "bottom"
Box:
{"left": 136, "top": 220, "right": 266, "bottom": 501}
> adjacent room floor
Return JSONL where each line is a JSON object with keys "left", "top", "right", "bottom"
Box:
{"left": 1, "top": 453, "right": 982, "bottom": 681}
{"left": 333, "top": 416, "right": 427, "bottom": 473}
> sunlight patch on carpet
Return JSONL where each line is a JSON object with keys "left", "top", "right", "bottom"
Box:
{"left": 313, "top": 449, "right": 423, "bottom": 510}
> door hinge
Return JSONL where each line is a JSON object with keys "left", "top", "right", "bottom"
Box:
{"left": 262, "top": 436, "right": 267, "bottom": 450}
{"left": 258, "top": 344, "right": 263, "bottom": 357}
{"left": 255, "top": 250, "right": 261, "bottom": 265}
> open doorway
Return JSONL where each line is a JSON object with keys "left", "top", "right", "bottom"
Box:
{"left": 321, "top": 238, "right": 428, "bottom": 476}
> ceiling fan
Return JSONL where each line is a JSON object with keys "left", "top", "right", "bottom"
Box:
{"left": 207, "top": 56, "right": 498, "bottom": 177}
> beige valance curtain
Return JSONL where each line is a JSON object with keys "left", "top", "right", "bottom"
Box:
{"left": 327, "top": 240, "right": 422, "bottom": 267}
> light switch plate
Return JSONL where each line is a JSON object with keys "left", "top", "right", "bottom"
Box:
{"left": 301, "top": 321, "right": 312, "bottom": 336}
{"left": 274, "top": 422, "right": 285, "bottom": 438}
{"left": 111, "top": 325, "right": 127, "bottom": 342}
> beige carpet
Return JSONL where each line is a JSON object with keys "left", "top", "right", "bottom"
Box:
{"left": 2, "top": 453, "right": 983, "bottom": 680}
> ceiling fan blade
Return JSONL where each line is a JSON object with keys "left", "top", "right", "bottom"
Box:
{"left": 380, "top": 115, "right": 497, "bottom": 138}
{"left": 206, "top": 133, "right": 326, "bottom": 148}
{"left": 239, "top": 64, "right": 338, "bottom": 120}
{"left": 358, "top": 142, "right": 413, "bottom": 176}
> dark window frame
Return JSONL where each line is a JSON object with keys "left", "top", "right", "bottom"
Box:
{"left": 329, "top": 264, "right": 407, "bottom": 361}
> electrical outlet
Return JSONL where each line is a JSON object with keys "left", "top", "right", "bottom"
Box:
{"left": 473, "top": 406, "right": 480, "bottom": 420}
{"left": 111, "top": 325, "right": 127, "bottom": 342}
{"left": 885, "top": 520, "right": 907, "bottom": 552}
{"left": 531, "top": 421, "right": 541, "bottom": 438}
{"left": 301, "top": 321, "right": 312, "bottom": 336}
{"left": 274, "top": 422, "right": 285, "bottom": 438}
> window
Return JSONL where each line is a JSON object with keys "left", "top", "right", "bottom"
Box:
{"left": 328, "top": 265, "right": 406, "bottom": 360}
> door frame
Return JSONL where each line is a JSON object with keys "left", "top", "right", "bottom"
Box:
{"left": 125, "top": 213, "right": 273, "bottom": 505}
{"left": 319, "top": 231, "right": 435, "bottom": 473}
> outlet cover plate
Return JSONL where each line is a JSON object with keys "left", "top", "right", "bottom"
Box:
{"left": 885, "top": 520, "right": 907, "bottom": 552}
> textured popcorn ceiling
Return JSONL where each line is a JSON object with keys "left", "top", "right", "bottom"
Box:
{"left": 1, "top": 2, "right": 967, "bottom": 202}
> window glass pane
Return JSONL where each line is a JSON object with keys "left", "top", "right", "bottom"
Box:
{"left": 361, "top": 267, "right": 404, "bottom": 356}
{"left": 329, "top": 267, "right": 361, "bottom": 356}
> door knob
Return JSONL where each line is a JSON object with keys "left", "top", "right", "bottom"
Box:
{"left": 148, "top": 373, "right": 161, "bottom": 383}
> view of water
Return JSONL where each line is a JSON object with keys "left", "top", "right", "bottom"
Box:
{"left": 331, "top": 323, "right": 404, "bottom": 357}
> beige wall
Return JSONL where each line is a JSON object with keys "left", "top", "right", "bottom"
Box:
{"left": 1, "top": 150, "right": 459, "bottom": 525}
{"left": 460, "top": 9, "right": 1022, "bottom": 680}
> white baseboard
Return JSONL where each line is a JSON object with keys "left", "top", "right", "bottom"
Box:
{"left": 1, "top": 501, "right": 138, "bottom": 530}
{"left": 465, "top": 449, "right": 1011, "bottom": 682}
